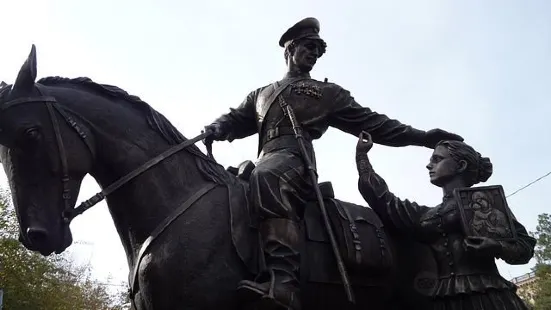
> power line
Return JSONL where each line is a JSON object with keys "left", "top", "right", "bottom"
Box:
{"left": 506, "top": 171, "right": 551, "bottom": 198}
{"left": 93, "top": 281, "right": 127, "bottom": 288}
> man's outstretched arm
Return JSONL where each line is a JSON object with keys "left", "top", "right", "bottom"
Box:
{"left": 328, "top": 86, "right": 462, "bottom": 148}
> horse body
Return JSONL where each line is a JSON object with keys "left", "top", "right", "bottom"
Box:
{"left": 0, "top": 47, "right": 427, "bottom": 309}
{"left": 33, "top": 79, "right": 396, "bottom": 310}
{"left": 30, "top": 79, "right": 251, "bottom": 309}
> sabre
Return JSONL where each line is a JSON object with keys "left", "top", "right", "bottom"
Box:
{"left": 277, "top": 95, "right": 356, "bottom": 304}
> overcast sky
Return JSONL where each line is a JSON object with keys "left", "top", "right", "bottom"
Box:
{"left": 0, "top": 0, "right": 549, "bottom": 288}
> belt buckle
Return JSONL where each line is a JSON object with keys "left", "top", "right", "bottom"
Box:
{"left": 267, "top": 127, "right": 279, "bottom": 140}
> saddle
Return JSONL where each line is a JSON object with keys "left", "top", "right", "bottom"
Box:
{"left": 226, "top": 160, "right": 395, "bottom": 287}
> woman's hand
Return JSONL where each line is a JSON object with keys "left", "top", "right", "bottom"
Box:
{"left": 463, "top": 236, "right": 502, "bottom": 257}
{"left": 357, "top": 131, "right": 374, "bottom": 153}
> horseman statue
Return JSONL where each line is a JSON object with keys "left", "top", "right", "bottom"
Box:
{"left": 204, "top": 17, "right": 463, "bottom": 310}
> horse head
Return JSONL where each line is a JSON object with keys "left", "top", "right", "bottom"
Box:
{"left": 0, "top": 45, "right": 94, "bottom": 255}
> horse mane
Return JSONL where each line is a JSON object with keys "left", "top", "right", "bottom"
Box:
{"left": 37, "top": 76, "right": 234, "bottom": 185}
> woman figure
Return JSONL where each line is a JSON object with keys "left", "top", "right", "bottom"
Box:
{"left": 355, "top": 131, "right": 535, "bottom": 309}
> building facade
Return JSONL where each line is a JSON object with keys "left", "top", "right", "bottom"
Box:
{"left": 511, "top": 271, "right": 538, "bottom": 307}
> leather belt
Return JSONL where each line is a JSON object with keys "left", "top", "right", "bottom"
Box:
{"left": 260, "top": 127, "right": 313, "bottom": 157}
{"left": 263, "top": 126, "right": 311, "bottom": 145}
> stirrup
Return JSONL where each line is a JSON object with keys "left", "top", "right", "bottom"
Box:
{"left": 266, "top": 269, "right": 277, "bottom": 299}
{"left": 236, "top": 270, "right": 300, "bottom": 310}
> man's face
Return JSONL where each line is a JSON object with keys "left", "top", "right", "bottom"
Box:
{"left": 291, "top": 39, "right": 323, "bottom": 72}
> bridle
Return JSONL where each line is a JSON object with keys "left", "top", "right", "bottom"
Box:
{"left": 1, "top": 85, "right": 90, "bottom": 224}
{"left": 2, "top": 83, "right": 220, "bottom": 303}
{"left": 1, "top": 84, "right": 213, "bottom": 224}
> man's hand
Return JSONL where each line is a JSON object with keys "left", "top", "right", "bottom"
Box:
{"left": 423, "top": 128, "right": 464, "bottom": 149}
{"left": 357, "top": 131, "right": 374, "bottom": 153}
{"left": 202, "top": 123, "right": 226, "bottom": 145}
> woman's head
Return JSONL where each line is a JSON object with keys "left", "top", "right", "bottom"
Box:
{"left": 426, "top": 140, "right": 493, "bottom": 188}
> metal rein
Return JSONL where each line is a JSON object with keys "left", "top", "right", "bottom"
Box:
{"left": 2, "top": 87, "right": 212, "bottom": 224}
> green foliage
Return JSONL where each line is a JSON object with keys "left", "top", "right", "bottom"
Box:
{"left": 0, "top": 189, "right": 128, "bottom": 310}
{"left": 533, "top": 213, "right": 551, "bottom": 264}
{"left": 532, "top": 264, "right": 551, "bottom": 310}
{"left": 530, "top": 213, "right": 551, "bottom": 310}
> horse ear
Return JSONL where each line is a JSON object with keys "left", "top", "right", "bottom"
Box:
{"left": 0, "top": 81, "right": 6, "bottom": 88}
{"left": 12, "top": 44, "right": 38, "bottom": 92}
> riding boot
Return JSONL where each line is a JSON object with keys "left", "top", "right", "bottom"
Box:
{"left": 237, "top": 218, "right": 301, "bottom": 310}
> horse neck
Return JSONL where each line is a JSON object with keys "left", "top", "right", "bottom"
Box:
{"left": 95, "top": 141, "right": 207, "bottom": 265}
{"left": 52, "top": 84, "right": 209, "bottom": 265}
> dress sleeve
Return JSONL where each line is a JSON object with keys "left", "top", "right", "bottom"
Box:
{"left": 356, "top": 150, "right": 430, "bottom": 233}
{"left": 496, "top": 215, "right": 536, "bottom": 264}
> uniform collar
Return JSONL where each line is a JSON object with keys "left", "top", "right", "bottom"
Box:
{"left": 283, "top": 71, "right": 311, "bottom": 80}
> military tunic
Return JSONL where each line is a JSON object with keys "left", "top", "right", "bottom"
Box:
{"left": 213, "top": 76, "right": 427, "bottom": 221}
{"left": 355, "top": 152, "right": 535, "bottom": 310}
{"left": 216, "top": 77, "right": 427, "bottom": 153}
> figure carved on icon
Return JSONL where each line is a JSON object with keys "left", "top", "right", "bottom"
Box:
{"left": 454, "top": 186, "right": 515, "bottom": 241}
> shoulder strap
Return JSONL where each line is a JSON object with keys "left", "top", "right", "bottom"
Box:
{"left": 256, "top": 77, "right": 309, "bottom": 155}
{"left": 265, "top": 77, "right": 308, "bottom": 109}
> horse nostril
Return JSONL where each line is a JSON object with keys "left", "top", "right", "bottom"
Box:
{"left": 26, "top": 227, "right": 49, "bottom": 246}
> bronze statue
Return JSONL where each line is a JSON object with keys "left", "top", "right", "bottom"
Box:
{"left": 204, "top": 17, "right": 463, "bottom": 309}
{"left": 355, "top": 131, "right": 536, "bottom": 309}
{"left": 0, "top": 44, "right": 444, "bottom": 310}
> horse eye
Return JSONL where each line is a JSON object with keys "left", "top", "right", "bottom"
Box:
{"left": 25, "top": 128, "right": 41, "bottom": 140}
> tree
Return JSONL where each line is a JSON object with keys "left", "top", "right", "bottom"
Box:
{"left": 0, "top": 188, "right": 128, "bottom": 310}
{"left": 529, "top": 213, "right": 551, "bottom": 310}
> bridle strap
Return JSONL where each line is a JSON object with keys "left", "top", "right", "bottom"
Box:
{"left": 1, "top": 96, "right": 57, "bottom": 110}
{"left": 50, "top": 104, "right": 96, "bottom": 158}
{"left": 44, "top": 101, "right": 73, "bottom": 220}
{"left": 29, "top": 86, "right": 73, "bottom": 223}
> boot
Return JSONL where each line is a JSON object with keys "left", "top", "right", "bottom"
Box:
{"left": 237, "top": 218, "right": 302, "bottom": 310}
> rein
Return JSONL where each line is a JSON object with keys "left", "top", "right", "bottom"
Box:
{"left": 69, "top": 130, "right": 213, "bottom": 220}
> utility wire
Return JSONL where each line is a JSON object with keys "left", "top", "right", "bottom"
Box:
{"left": 506, "top": 171, "right": 551, "bottom": 198}
{"left": 93, "top": 281, "right": 127, "bottom": 287}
